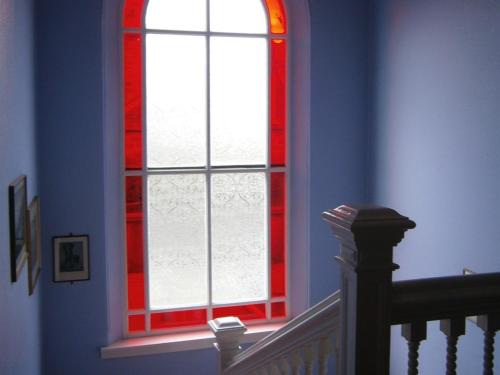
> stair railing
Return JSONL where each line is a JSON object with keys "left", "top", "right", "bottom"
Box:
{"left": 210, "top": 205, "right": 500, "bottom": 374}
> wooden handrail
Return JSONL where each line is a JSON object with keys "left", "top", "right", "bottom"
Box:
{"left": 391, "top": 272, "right": 500, "bottom": 324}
{"left": 216, "top": 290, "right": 341, "bottom": 375}
{"left": 211, "top": 204, "right": 500, "bottom": 374}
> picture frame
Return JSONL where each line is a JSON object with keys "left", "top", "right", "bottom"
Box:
{"left": 27, "top": 196, "right": 42, "bottom": 295}
{"left": 53, "top": 235, "right": 90, "bottom": 283}
{"left": 9, "top": 175, "right": 28, "bottom": 282}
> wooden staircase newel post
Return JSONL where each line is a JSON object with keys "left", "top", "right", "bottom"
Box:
{"left": 323, "top": 205, "right": 416, "bottom": 375}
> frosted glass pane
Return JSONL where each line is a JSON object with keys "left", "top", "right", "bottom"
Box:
{"left": 211, "top": 173, "right": 268, "bottom": 304}
{"left": 210, "top": 37, "right": 268, "bottom": 166}
{"left": 148, "top": 174, "right": 207, "bottom": 309}
{"left": 146, "top": 35, "right": 206, "bottom": 168}
{"left": 210, "top": 0, "right": 267, "bottom": 34}
{"left": 145, "top": 0, "right": 206, "bottom": 31}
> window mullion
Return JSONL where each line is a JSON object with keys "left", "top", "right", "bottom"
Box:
{"left": 141, "top": 28, "right": 152, "bottom": 334}
{"left": 206, "top": 0, "right": 213, "bottom": 322}
{"left": 266, "top": 35, "right": 272, "bottom": 321}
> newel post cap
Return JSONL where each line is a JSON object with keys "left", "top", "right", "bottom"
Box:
{"left": 322, "top": 204, "right": 415, "bottom": 241}
{"left": 322, "top": 205, "right": 416, "bottom": 270}
{"left": 209, "top": 316, "right": 247, "bottom": 338}
{"left": 209, "top": 317, "right": 247, "bottom": 371}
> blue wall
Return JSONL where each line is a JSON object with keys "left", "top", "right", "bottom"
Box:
{"left": 36, "top": 0, "right": 370, "bottom": 373}
{"left": 0, "top": 0, "right": 41, "bottom": 374}
{"left": 373, "top": 1, "right": 500, "bottom": 373}
{"left": 309, "top": 0, "right": 373, "bottom": 304}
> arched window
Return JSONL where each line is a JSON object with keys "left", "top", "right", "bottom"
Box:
{"left": 122, "top": 0, "right": 288, "bottom": 335}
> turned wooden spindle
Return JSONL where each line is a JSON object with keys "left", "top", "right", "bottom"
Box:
{"left": 440, "top": 317, "right": 465, "bottom": 375}
{"left": 290, "top": 350, "right": 303, "bottom": 375}
{"left": 402, "top": 321, "right": 427, "bottom": 375}
{"left": 477, "top": 314, "right": 500, "bottom": 375}
{"left": 303, "top": 343, "right": 316, "bottom": 375}
{"left": 318, "top": 336, "right": 334, "bottom": 375}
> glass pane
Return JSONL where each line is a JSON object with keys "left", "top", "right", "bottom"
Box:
{"left": 146, "top": 34, "right": 206, "bottom": 168}
{"left": 210, "top": 0, "right": 267, "bottom": 34}
{"left": 126, "top": 176, "right": 145, "bottom": 310}
{"left": 211, "top": 173, "right": 267, "bottom": 304}
{"left": 148, "top": 174, "right": 207, "bottom": 309}
{"left": 128, "top": 315, "right": 146, "bottom": 332}
{"left": 122, "top": 0, "right": 145, "bottom": 28}
{"left": 210, "top": 37, "right": 268, "bottom": 166}
{"left": 271, "top": 39, "right": 286, "bottom": 166}
{"left": 151, "top": 309, "right": 207, "bottom": 330}
{"left": 271, "top": 172, "right": 285, "bottom": 297}
{"left": 213, "top": 303, "right": 266, "bottom": 322}
{"left": 145, "top": 0, "right": 206, "bottom": 31}
{"left": 124, "top": 33, "right": 143, "bottom": 170}
{"left": 264, "top": 0, "right": 286, "bottom": 34}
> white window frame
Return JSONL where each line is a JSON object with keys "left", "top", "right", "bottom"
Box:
{"left": 101, "top": 0, "right": 310, "bottom": 354}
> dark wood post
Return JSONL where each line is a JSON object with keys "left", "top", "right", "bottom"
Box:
{"left": 322, "top": 205, "right": 415, "bottom": 375}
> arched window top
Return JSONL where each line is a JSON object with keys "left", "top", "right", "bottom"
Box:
{"left": 122, "top": 0, "right": 286, "bottom": 34}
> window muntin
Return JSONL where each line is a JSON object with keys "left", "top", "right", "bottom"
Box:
{"left": 122, "top": 0, "right": 287, "bottom": 335}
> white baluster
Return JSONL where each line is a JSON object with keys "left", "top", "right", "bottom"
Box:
{"left": 279, "top": 356, "right": 291, "bottom": 374}
{"left": 304, "top": 343, "right": 316, "bottom": 375}
{"left": 269, "top": 361, "right": 281, "bottom": 375}
{"left": 291, "top": 350, "right": 303, "bottom": 375}
{"left": 335, "top": 333, "right": 340, "bottom": 375}
{"left": 318, "top": 336, "right": 335, "bottom": 375}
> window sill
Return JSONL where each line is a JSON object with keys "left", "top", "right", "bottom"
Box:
{"left": 100, "top": 322, "right": 286, "bottom": 359}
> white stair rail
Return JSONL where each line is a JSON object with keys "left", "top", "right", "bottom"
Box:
{"left": 209, "top": 290, "right": 340, "bottom": 375}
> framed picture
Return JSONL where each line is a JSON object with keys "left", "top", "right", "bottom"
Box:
{"left": 27, "top": 196, "right": 42, "bottom": 295}
{"left": 9, "top": 175, "right": 28, "bottom": 282}
{"left": 53, "top": 235, "right": 90, "bottom": 282}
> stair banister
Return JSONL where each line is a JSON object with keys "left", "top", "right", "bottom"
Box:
{"left": 322, "top": 205, "right": 416, "bottom": 375}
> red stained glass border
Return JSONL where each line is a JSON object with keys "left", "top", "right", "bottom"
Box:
{"left": 123, "top": 33, "right": 143, "bottom": 170}
{"left": 271, "top": 302, "right": 286, "bottom": 318}
{"left": 271, "top": 172, "right": 286, "bottom": 298}
{"left": 126, "top": 176, "right": 145, "bottom": 310}
{"left": 264, "top": 0, "right": 287, "bottom": 34}
{"left": 213, "top": 304, "right": 267, "bottom": 322}
{"left": 128, "top": 314, "right": 146, "bottom": 332}
{"left": 151, "top": 309, "right": 208, "bottom": 330}
{"left": 122, "top": 0, "right": 145, "bottom": 28}
{"left": 271, "top": 39, "right": 287, "bottom": 166}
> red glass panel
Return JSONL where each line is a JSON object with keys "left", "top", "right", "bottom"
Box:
{"left": 122, "top": 0, "right": 145, "bottom": 28}
{"left": 151, "top": 309, "right": 207, "bottom": 330}
{"left": 264, "top": 0, "right": 287, "bottom": 34}
{"left": 123, "top": 33, "right": 143, "bottom": 170}
{"left": 126, "top": 176, "right": 145, "bottom": 310}
{"left": 213, "top": 304, "right": 266, "bottom": 322}
{"left": 271, "top": 172, "right": 286, "bottom": 298}
{"left": 271, "top": 39, "right": 287, "bottom": 166}
{"left": 128, "top": 314, "right": 146, "bottom": 332}
{"left": 271, "top": 302, "right": 286, "bottom": 318}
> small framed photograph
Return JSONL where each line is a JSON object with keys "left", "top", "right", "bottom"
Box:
{"left": 9, "top": 175, "right": 28, "bottom": 282}
{"left": 27, "top": 196, "right": 42, "bottom": 295}
{"left": 53, "top": 235, "right": 90, "bottom": 282}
